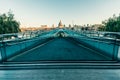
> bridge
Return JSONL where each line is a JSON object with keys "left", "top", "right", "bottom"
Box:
{"left": 0, "top": 28, "right": 120, "bottom": 80}
{"left": 0, "top": 28, "right": 120, "bottom": 62}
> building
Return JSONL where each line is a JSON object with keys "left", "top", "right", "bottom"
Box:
{"left": 41, "top": 25, "right": 48, "bottom": 29}
{"left": 91, "top": 24, "right": 103, "bottom": 31}
{"left": 58, "top": 20, "right": 63, "bottom": 28}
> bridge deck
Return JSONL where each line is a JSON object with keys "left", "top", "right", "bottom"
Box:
{"left": 8, "top": 37, "right": 112, "bottom": 62}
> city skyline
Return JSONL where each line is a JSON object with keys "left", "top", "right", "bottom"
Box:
{"left": 0, "top": 0, "right": 120, "bottom": 27}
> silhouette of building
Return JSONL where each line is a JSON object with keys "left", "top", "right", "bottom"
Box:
{"left": 58, "top": 20, "right": 63, "bottom": 28}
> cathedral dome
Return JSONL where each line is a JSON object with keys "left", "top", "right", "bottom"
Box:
{"left": 58, "top": 20, "right": 63, "bottom": 28}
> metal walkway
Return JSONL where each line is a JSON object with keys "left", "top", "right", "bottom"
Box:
{"left": 8, "top": 37, "right": 112, "bottom": 62}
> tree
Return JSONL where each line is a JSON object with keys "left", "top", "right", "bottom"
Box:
{"left": 100, "top": 14, "right": 120, "bottom": 32}
{"left": 0, "top": 11, "right": 21, "bottom": 34}
{"left": 69, "top": 24, "right": 72, "bottom": 28}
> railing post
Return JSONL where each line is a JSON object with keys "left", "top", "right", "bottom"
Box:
{"left": 118, "top": 46, "right": 120, "bottom": 60}
{"left": 1, "top": 41, "right": 7, "bottom": 62}
{"left": 112, "top": 39, "right": 120, "bottom": 61}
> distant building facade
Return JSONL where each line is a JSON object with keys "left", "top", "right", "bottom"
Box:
{"left": 91, "top": 24, "right": 103, "bottom": 31}
{"left": 41, "top": 25, "right": 48, "bottom": 28}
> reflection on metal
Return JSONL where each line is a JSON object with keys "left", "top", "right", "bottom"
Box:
{"left": 118, "top": 46, "right": 120, "bottom": 60}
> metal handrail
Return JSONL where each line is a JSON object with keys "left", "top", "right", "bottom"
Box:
{"left": 68, "top": 29, "right": 120, "bottom": 45}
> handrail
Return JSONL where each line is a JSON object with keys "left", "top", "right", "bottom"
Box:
{"left": 67, "top": 29, "right": 120, "bottom": 45}
{"left": 72, "top": 36, "right": 120, "bottom": 45}
{"left": 0, "top": 36, "right": 53, "bottom": 47}
{"left": 0, "top": 29, "right": 55, "bottom": 45}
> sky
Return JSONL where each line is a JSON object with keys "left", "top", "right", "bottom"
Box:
{"left": 0, "top": 0, "right": 120, "bottom": 27}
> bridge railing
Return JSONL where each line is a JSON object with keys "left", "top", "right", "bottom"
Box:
{"left": 0, "top": 29, "right": 55, "bottom": 42}
{"left": 67, "top": 29, "right": 120, "bottom": 61}
{"left": 73, "top": 30, "right": 120, "bottom": 40}
{"left": 0, "top": 29, "right": 55, "bottom": 62}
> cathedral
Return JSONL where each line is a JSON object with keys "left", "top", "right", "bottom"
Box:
{"left": 58, "top": 20, "right": 63, "bottom": 28}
